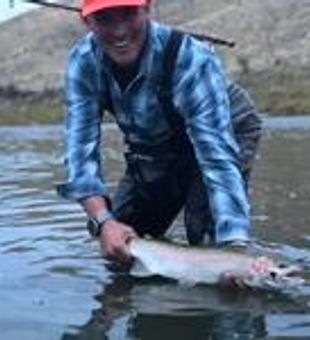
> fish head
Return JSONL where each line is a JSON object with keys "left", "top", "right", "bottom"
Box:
{"left": 244, "top": 257, "right": 305, "bottom": 291}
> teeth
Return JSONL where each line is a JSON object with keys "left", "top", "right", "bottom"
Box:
{"left": 114, "top": 41, "right": 129, "bottom": 48}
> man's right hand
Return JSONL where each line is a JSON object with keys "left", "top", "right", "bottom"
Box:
{"left": 99, "top": 219, "right": 137, "bottom": 263}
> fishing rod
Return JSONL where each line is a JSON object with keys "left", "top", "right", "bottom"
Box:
{"left": 10, "top": 0, "right": 236, "bottom": 47}
{"left": 10, "top": 0, "right": 79, "bottom": 12}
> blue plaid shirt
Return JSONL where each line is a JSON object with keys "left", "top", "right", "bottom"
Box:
{"left": 58, "top": 21, "right": 250, "bottom": 243}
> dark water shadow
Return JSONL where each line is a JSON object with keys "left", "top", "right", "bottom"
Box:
{"left": 60, "top": 272, "right": 309, "bottom": 340}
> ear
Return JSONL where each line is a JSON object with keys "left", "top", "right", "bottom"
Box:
{"left": 82, "top": 15, "right": 99, "bottom": 33}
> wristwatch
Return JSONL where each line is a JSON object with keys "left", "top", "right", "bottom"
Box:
{"left": 87, "top": 209, "right": 114, "bottom": 237}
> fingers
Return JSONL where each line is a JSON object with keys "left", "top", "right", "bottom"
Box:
{"left": 100, "top": 220, "right": 137, "bottom": 264}
{"left": 102, "top": 236, "right": 131, "bottom": 263}
{"left": 123, "top": 227, "right": 138, "bottom": 244}
{"left": 107, "top": 246, "right": 131, "bottom": 264}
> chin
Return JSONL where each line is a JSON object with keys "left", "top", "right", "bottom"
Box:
{"left": 113, "top": 55, "right": 138, "bottom": 68}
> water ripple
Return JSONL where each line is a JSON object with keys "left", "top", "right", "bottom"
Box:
{"left": 1, "top": 123, "right": 310, "bottom": 338}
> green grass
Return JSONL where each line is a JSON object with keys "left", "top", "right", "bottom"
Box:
{"left": 0, "top": 104, "right": 63, "bottom": 125}
{"left": 235, "top": 68, "right": 310, "bottom": 115}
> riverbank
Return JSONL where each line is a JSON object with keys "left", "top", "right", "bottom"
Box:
{"left": 0, "top": 86, "right": 62, "bottom": 125}
{"left": 1, "top": 0, "right": 310, "bottom": 125}
{"left": 1, "top": 68, "right": 309, "bottom": 125}
{"left": 237, "top": 66, "right": 310, "bottom": 115}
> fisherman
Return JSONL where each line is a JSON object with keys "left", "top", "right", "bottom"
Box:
{"left": 57, "top": 0, "right": 262, "bottom": 263}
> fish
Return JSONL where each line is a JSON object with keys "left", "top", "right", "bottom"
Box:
{"left": 128, "top": 238, "right": 305, "bottom": 292}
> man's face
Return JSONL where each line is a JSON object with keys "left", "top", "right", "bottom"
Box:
{"left": 86, "top": 5, "right": 150, "bottom": 67}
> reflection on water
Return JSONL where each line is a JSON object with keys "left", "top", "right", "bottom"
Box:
{"left": 60, "top": 277, "right": 309, "bottom": 340}
{"left": 0, "top": 122, "right": 309, "bottom": 339}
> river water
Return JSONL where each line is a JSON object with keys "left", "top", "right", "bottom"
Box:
{"left": 0, "top": 118, "right": 310, "bottom": 339}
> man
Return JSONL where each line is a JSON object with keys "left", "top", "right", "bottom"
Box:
{"left": 57, "top": 0, "right": 262, "bottom": 263}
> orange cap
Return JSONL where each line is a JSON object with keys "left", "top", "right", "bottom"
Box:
{"left": 81, "top": 0, "right": 147, "bottom": 17}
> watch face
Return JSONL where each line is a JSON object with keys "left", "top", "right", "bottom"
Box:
{"left": 87, "top": 218, "right": 100, "bottom": 237}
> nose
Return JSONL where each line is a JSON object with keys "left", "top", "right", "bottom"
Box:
{"left": 112, "top": 21, "right": 128, "bottom": 39}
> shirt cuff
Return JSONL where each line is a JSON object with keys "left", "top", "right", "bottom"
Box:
{"left": 56, "top": 178, "right": 107, "bottom": 201}
{"left": 214, "top": 217, "right": 250, "bottom": 244}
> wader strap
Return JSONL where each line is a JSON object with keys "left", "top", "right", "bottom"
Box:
{"left": 158, "top": 29, "right": 185, "bottom": 132}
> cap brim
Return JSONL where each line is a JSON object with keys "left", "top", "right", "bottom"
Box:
{"left": 82, "top": 0, "right": 147, "bottom": 17}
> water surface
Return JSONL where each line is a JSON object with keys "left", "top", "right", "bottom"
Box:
{"left": 0, "top": 120, "right": 309, "bottom": 339}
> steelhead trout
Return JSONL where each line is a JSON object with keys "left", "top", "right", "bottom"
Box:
{"left": 128, "top": 238, "right": 304, "bottom": 291}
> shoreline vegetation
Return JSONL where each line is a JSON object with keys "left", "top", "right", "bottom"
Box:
{"left": 1, "top": 68, "right": 309, "bottom": 125}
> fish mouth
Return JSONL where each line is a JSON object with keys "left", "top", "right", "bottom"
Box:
{"left": 248, "top": 263, "right": 305, "bottom": 291}
{"left": 268, "top": 264, "right": 305, "bottom": 289}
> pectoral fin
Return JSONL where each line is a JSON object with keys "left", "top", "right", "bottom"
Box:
{"left": 130, "top": 259, "right": 153, "bottom": 278}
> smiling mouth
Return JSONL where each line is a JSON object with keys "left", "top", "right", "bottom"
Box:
{"left": 112, "top": 40, "right": 131, "bottom": 51}
{"left": 115, "top": 40, "right": 129, "bottom": 47}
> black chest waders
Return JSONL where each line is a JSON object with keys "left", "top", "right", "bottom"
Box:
{"left": 107, "top": 30, "right": 262, "bottom": 241}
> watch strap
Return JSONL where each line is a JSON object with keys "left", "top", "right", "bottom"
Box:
{"left": 87, "top": 209, "right": 114, "bottom": 238}
{"left": 96, "top": 209, "right": 114, "bottom": 225}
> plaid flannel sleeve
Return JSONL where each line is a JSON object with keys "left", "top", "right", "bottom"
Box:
{"left": 174, "top": 37, "right": 251, "bottom": 243}
{"left": 57, "top": 48, "right": 107, "bottom": 201}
